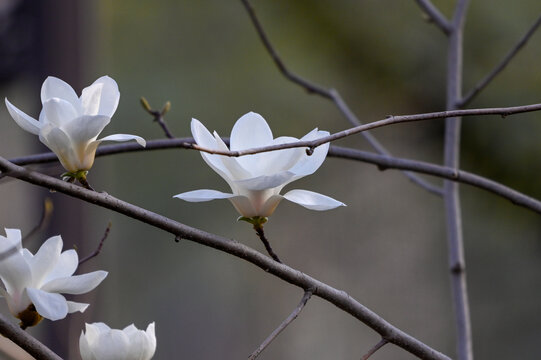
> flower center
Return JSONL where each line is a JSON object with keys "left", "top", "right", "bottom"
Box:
{"left": 17, "top": 304, "right": 43, "bottom": 329}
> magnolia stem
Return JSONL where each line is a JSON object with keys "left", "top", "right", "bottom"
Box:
{"left": 253, "top": 224, "right": 282, "bottom": 263}
{"left": 361, "top": 338, "right": 389, "bottom": 360}
{"left": 79, "top": 222, "right": 112, "bottom": 265}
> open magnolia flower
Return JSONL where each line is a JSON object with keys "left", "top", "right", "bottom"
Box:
{"left": 174, "top": 112, "right": 344, "bottom": 218}
{"left": 80, "top": 322, "right": 156, "bottom": 360}
{"left": 0, "top": 229, "right": 107, "bottom": 329}
{"left": 5, "top": 76, "right": 145, "bottom": 176}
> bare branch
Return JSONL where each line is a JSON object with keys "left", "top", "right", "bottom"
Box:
{"left": 141, "top": 97, "right": 175, "bottom": 139}
{"left": 253, "top": 225, "right": 281, "bottom": 263}
{"left": 459, "top": 14, "right": 541, "bottom": 107}
{"left": 248, "top": 290, "right": 313, "bottom": 360}
{"left": 22, "top": 197, "right": 53, "bottom": 242}
{"left": 444, "top": 1, "right": 473, "bottom": 359}
{"left": 78, "top": 222, "right": 112, "bottom": 265}
{"left": 0, "top": 157, "right": 451, "bottom": 360}
{"left": 0, "top": 313, "right": 62, "bottom": 360}
{"left": 240, "top": 0, "right": 440, "bottom": 195}
{"left": 8, "top": 138, "right": 541, "bottom": 216}
{"left": 413, "top": 0, "right": 452, "bottom": 34}
{"left": 361, "top": 338, "right": 388, "bottom": 360}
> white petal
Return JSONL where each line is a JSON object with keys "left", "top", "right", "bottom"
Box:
{"left": 80, "top": 76, "right": 120, "bottom": 117}
{"left": 43, "top": 249, "right": 78, "bottom": 282}
{"left": 97, "top": 134, "right": 146, "bottom": 147}
{"left": 124, "top": 324, "right": 156, "bottom": 360}
{"left": 256, "top": 194, "right": 284, "bottom": 217}
{"left": 26, "top": 288, "right": 68, "bottom": 321}
{"left": 41, "top": 270, "right": 108, "bottom": 294}
{"left": 28, "top": 235, "right": 63, "bottom": 288}
{"left": 42, "top": 98, "right": 79, "bottom": 126}
{"left": 62, "top": 115, "right": 111, "bottom": 143}
{"left": 213, "top": 132, "right": 251, "bottom": 180}
{"left": 282, "top": 189, "right": 345, "bottom": 211}
{"left": 0, "top": 229, "right": 31, "bottom": 310}
{"left": 92, "top": 329, "right": 131, "bottom": 360}
{"left": 287, "top": 129, "right": 330, "bottom": 179}
{"left": 233, "top": 172, "right": 295, "bottom": 191}
{"left": 39, "top": 125, "right": 79, "bottom": 172}
{"left": 230, "top": 112, "right": 273, "bottom": 151}
{"left": 191, "top": 119, "right": 233, "bottom": 181}
{"left": 5, "top": 99, "right": 41, "bottom": 135}
{"left": 40, "top": 76, "right": 81, "bottom": 113}
{"left": 67, "top": 301, "right": 89, "bottom": 313}
{"left": 79, "top": 330, "right": 96, "bottom": 360}
{"left": 174, "top": 189, "right": 236, "bottom": 202}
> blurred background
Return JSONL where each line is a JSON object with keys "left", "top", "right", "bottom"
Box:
{"left": 1, "top": 0, "right": 541, "bottom": 359}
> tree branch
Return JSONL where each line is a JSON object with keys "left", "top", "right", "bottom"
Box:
{"left": 248, "top": 290, "right": 313, "bottom": 360}
{"left": 413, "top": 0, "right": 452, "bottom": 34}
{"left": 361, "top": 337, "right": 389, "bottom": 360}
{"left": 240, "top": 0, "right": 441, "bottom": 195}
{"left": 444, "top": 1, "right": 472, "bottom": 359}
{"left": 0, "top": 313, "right": 62, "bottom": 360}
{"left": 7, "top": 139, "right": 541, "bottom": 216}
{"left": 459, "top": 13, "right": 541, "bottom": 107}
{"left": 0, "top": 157, "right": 451, "bottom": 360}
{"left": 78, "top": 222, "right": 112, "bottom": 265}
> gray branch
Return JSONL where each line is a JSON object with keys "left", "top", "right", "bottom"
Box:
{"left": 413, "top": 0, "right": 452, "bottom": 34}
{"left": 0, "top": 314, "right": 62, "bottom": 360}
{"left": 0, "top": 156, "right": 451, "bottom": 360}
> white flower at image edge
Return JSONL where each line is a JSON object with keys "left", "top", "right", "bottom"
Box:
{"left": 0, "top": 229, "right": 107, "bottom": 328}
{"left": 174, "top": 112, "right": 345, "bottom": 218}
{"left": 5, "top": 76, "right": 146, "bottom": 173}
{"left": 80, "top": 322, "right": 156, "bottom": 360}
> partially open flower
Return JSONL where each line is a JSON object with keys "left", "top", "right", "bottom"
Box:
{"left": 0, "top": 229, "right": 107, "bottom": 329}
{"left": 80, "top": 322, "right": 156, "bottom": 360}
{"left": 5, "top": 76, "right": 145, "bottom": 175}
{"left": 174, "top": 112, "right": 344, "bottom": 218}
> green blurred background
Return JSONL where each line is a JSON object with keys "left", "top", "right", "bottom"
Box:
{"left": 1, "top": 0, "right": 541, "bottom": 359}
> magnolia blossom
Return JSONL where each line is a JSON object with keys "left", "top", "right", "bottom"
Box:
{"left": 174, "top": 112, "right": 344, "bottom": 218}
{"left": 80, "top": 322, "right": 156, "bottom": 360}
{"left": 0, "top": 229, "right": 107, "bottom": 328}
{"left": 5, "top": 76, "right": 145, "bottom": 173}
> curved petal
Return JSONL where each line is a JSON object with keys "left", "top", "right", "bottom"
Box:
{"left": 191, "top": 119, "right": 233, "bottom": 181}
{"left": 213, "top": 132, "right": 251, "bottom": 180}
{"left": 39, "top": 125, "right": 80, "bottom": 172}
{"left": 41, "top": 76, "right": 81, "bottom": 113}
{"left": 26, "top": 288, "right": 68, "bottom": 321}
{"left": 282, "top": 189, "right": 345, "bottom": 210}
{"left": 96, "top": 134, "right": 146, "bottom": 147}
{"left": 28, "top": 235, "right": 63, "bottom": 288}
{"left": 63, "top": 115, "right": 111, "bottom": 144}
{"left": 42, "top": 98, "right": 79, "bottom": 126}
{"left": 0, "top": 229, "right": 31, "bottom": 307}
{"left": 5, "top": 99, "right": 41, "bottom": 135}
{"left": 287, "top": 129, "right": 330, "bottom": 180}
{"left": 80, "top": 76, "right": 120, "bottom": 117}
{"left": 79, "top": 330, "right": 97, "bottom": 360}
{"left": 257, "top": 194, "right": 284, "bottom": 217}
{"left": 43, "top": 249, "right": 79, "bottom": 282}
{"left": 174, "top": 189, "right": 236, "bottom": 202}
{"left": 92, "top": 329, "right": 131, "bottom": 360}
{"left": 124, "top": 324, "right": 156, "bottom": 360}
{"left": 230, "top": 112, "right": 273, "bottom": 151}
{"left": 67, "top": 301, "right": 89, "bottom": 313}
{"left": 233, "top": 172, "right": 294, "bottom": 191}
{"left": 41, "top": 270, "right": 108, "bottom": 294}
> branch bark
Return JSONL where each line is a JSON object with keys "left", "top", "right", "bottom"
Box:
{"left": 0, "top": 314, "right": 62, "bottom": 360}
{"left": 413, "top": 0, "right": 452, "bottom": 34}
{"left": 0, "top": 157, "right": 451, "bottom": 360}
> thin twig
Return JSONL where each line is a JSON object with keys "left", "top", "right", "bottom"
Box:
{"left": 361, "top": 338, "right": 389, "bottom": 360}
{"left": 240, "top": 0, "right": 441, "bottom": 195}
{"left": 459, "top": 14, "right": 541, "bottom": 107}
{"left": 8, "top": 139, "right": 541, "bottom": 216}
{"left": 413, "top": 0, "right": 452, "bottom": 34}
{"left": 22, "top": 197, "right": 53, "bottom": 242}
{"left": 444, "top": 1, "right": 473, "bottom": 359}
{"left": 0, "top": 157, "right": 451, "bottom": 360}
{"left": 253, "top": 224, "right": 281, "bottom": 263}
{"left": 248, "top": 289, "right": 313, "bottom": 359}
{"left": 141, "top": 97, "right": 175, "bottom": 139}
{"left": 0, "top": 313, "right": 62, "bottom": 360}
{"left": 78, "top": 222, "right": 112, "bottom": 265}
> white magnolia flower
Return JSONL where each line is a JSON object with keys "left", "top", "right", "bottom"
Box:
{"left": 0, "top": 229, "right": 108, "bottom": 328}
{"left": 5, "top": 76, "right": 146, "bottom": 174}
{"left": 80, "top": 322, "right": 156, "bottom": 360}
{"left": 174, "top": 112, "right": 344, "bottom": 218}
